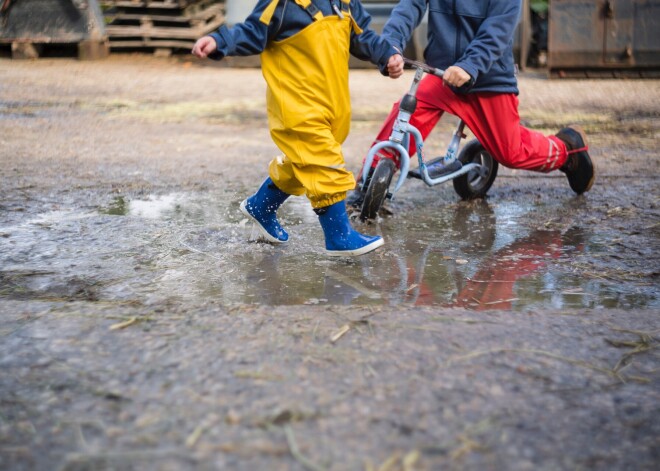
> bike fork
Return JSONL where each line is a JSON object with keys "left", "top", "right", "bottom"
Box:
{"left": 445, "top": 120, "right": 467, "bottom": 164}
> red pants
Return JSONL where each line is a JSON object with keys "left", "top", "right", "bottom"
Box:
{"left": 371, "top": 75, "right": 567, "bottom": 172}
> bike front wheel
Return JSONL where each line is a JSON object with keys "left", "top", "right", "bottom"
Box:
{"left": 453, "top": 140, "right": 498, "bottom": 200}
{"left": 360, "top": 158, "right": 396, "bottom": 221}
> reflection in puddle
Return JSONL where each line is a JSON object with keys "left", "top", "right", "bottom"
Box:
{"left": 222, "top": 228, "right": 583, "bottom": 309}
{"left": 451, "top": 229, "right": 580, "bottom": 310}
{"left": 0, "top": 192, "right": 657, "bottom": 310}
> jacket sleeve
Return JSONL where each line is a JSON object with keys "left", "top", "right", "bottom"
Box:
{"left": 454, "top": 1, "right": 521, "bottom": 82}
{"left": 348, "top": 0, "right": 398, "bottom": 73}
{"left": 207, "top": 0, "right": 279, "bottom": 59}
{"left": 380, "top": 0, "right": 427, "bottom": 53}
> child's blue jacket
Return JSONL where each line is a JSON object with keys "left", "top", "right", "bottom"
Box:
{"left": 383, "top": 0, "right": 521, "bottom": 94}
{"left": 208, "top": 0, "right": 396, "bottom": 69}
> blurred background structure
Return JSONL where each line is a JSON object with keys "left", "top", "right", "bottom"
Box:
{"left": 0, "top": 0, "right": 658, "bottom": 77}
{"left": 0, "top": 0, "right": 109, "bottom": 59}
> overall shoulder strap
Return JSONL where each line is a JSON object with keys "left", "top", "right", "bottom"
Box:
{"left": 293, "top": 0, "right": 324, "bottom": 21}
{"left": 259, "top": 0, "right": 282, "bottom": 25}
{"left": 342, "top": 0, "right": 363, "bottom": 34}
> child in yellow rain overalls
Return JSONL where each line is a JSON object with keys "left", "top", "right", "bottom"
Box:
{"left": 192, "top": 0, "right": 403, "bottom": 256}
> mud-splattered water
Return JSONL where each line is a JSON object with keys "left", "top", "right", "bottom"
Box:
{"left": 1, "top": 189, "right": 656, "bottom": 310}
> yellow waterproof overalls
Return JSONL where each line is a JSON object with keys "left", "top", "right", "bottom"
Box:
{"left": 259, "top": 0, "right": 363, "bottom": 208}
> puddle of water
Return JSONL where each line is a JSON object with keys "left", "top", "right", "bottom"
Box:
{"left": 101, "top": 196, "right": 129, "bottom": 216}
{"left": 1, "top": 191, "right": 657, "bottom": 310}
{"left": 127, "top": 194, "right": 186, "bottom": 219}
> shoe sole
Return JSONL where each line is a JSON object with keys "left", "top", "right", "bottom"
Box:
{"left": 325, "top": 237, "right": 384, "bottom": 257}
{"left": 568, "top": 125, "right": 596, "bottom": 193}
{"left": 239, "top": 199, "right": 288, "bottom": 245}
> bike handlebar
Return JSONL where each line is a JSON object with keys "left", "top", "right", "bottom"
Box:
{"left": 402, "top": 57, "right": 476, "bottom": 92}
{"left": 403, "top": 58, "right": 444, "bottom": 78}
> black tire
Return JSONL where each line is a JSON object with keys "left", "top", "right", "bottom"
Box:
{"left": 452, "top": 140, "right": 498, "bottom": 200}
{"left": 360, "top": 158, "right": 396, "bottom": 221}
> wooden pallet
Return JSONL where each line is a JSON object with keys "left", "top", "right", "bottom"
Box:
{"left": 103, "top": 0, "right": 224, "bottom": 53}
{"left": 105, "top": 4, "right": 223, "bottom": 31}
{"left": 101, "top": 0, "right": 219, "bottom": 16}
{"left": 103, "top": 0, "right": 201, "bottom": 9}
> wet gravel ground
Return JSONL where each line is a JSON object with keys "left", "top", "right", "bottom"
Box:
{"left": 1, "top": 56, "right": 659, "bottom": 470}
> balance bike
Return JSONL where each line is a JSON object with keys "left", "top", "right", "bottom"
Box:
{"left": 358, "top": 58, "right": 499, "bottom": 221}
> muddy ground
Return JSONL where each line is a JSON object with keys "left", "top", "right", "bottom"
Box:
{"left": 0, "top": 56, "right": 659, "bottom": 470}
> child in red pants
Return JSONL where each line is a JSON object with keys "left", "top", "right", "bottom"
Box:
{"left": 348, "top": 0, "right": 595, "bottom": 208}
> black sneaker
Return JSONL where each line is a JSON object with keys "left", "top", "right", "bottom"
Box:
{"left": 408, "top": 157, "right": 462, "bottom": 180}
{"left": 556, "top": 125, "right": 595, "bottom": 194}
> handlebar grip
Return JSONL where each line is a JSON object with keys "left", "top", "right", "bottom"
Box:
{"left": 403, "top": 57, "right": 444, "bottom": 78}
{"left": 403, "top": 57, "right": 476, "bottom": 92}
{"left": 457, "top": 77, "right": 476, "bottom": 93}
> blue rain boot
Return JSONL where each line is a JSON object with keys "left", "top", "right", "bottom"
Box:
{"left": 240, "top": 177, "right": 290, "bottom": 244}
{"left": 315, "top": 201, "right": 384, "bottom": 256}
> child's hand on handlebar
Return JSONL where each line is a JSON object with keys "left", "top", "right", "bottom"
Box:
{"left": 192, "top": 36, "right": 217, "bottom": 59}
{"left": 443, "top": 66, "right": 472, "bottom": 87}
{"left": 387, "top": 54, "right": 404, "bottom": 79}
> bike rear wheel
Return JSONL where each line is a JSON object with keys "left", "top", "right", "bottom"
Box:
{"left": 360, "top": 158, "right": 396, "bottom": 221}
{"left": 453, "top": 140, "right": 498, "bottom": 200}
